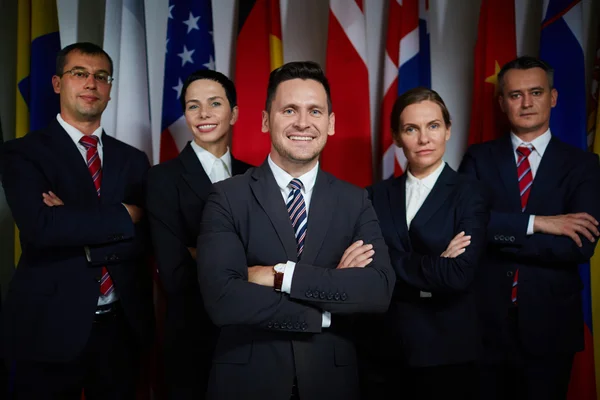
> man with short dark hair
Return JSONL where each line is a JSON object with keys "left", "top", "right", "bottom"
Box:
{"left": 196, "top": 61, "right": 395, "bottom": 400}
{"left": 1, "top": 42, "right": 154, "bottom": 399}
{"left": 460, "top": 55, "right": 600, "bottom": 400}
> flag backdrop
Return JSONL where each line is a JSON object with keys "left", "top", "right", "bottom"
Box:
{"left": 324, "top": 0, "right": 372, "bottom": 187}
{"left": 467, "top": 0, "right": 516, "bottom": 145}
{"left": 15, "top": 0, "right": 61, "bottom": 265}
{"left": 102, "top": 0, "right": 152, "bottom": 162}
{"left": 540, "top": 1, "right": 596, "bottom": 399}
{"left": 159, "top": 0, "right": 215, "bottom": 162}
{"left": 380, "top": 0, "right": 431, "bottom": 179}
{"left": 232, "top": 0, "right": 283, "bottom": 167}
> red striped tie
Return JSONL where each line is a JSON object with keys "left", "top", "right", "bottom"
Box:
{"left": 512, "top": 145, "right": 534, "bottom": 305}
{"left": 80, "top": 135, "right": 114, "bottom": 297}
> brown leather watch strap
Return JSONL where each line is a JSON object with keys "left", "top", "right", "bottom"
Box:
{"left": 274, "top": 268, "right": 284, "bottom": 292}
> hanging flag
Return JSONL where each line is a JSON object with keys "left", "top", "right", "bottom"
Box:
{"left": 160, "top": 0, "right": 215, "bottom": 162}
{"left": 380, "top": 0, "right": 431, "bottom": 179}
{"left": 232, "top": 0, "right": 282, "bottom": 167}
{"left": 540, "top": 2, "right": 596, "bottom": 399}
{"left": 15, "top": 0, "right": 61, "bottom": 265}
{"left": 467, "top": 0, "right": 516, "bottom": 145}
{"left": 102, "top": 0, "right": 153, "bottom": 162}
{"left": 588, "top": 22, "right": 600, "bottom": 400}
{"left": 324, "top": 0, "right": 372, "bottom": 187}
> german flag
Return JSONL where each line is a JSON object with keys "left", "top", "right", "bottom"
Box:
{"left": 232, "top": 0, "right": 282, "bottom": 167}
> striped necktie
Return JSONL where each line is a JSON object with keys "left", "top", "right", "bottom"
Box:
{"left": 512, "top": 144, "right": 534, "bottom": 305}
{"left": 287, "top": 179, "right": 307, "bottom": 259}
{"left": 80, "top": 135, "right": 114, "bottom": 297}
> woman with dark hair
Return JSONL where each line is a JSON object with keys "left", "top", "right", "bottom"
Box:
{"left": 364, "top": 87, "right": 488, "bottom": 399}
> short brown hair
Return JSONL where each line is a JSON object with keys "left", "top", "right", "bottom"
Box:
{"left": 390, "top": 87, "right": 451, "bottom": 135}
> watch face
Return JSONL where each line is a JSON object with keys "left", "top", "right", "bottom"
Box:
{"left": 274, "top": 263, "right": 286, "bottom": 273}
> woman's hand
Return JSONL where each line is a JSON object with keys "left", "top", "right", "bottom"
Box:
{"left": 440, "top": 231, "right": 471, "bottom": 258}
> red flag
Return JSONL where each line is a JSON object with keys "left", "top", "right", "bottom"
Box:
{"left": 232, "top": 0, "right": 283, "bottom": 167}
{"left": 323, "top": 0, "right": 372, "bottom": 187}
{"left": 467, "top": 0, "right": 516, "bottom": 145}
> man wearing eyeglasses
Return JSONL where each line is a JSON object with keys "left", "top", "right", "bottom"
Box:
{"left": 1, "top": 42, "right": 154, "bottom": 399}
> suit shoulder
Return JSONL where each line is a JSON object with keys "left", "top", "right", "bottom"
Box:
{"left": 213, "top": 167, "right": 254, "bottom": 192}
{"left": 105, "top": 135, "right": 148, "bottom": 159}
{"left": 464, "top": 139, "right": 498, "bottom": 156}
{"left": 147, "top": 157, "right": 183, "bottom": 184}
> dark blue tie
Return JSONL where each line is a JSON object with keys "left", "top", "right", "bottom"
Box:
{"left": 287, "top": 179, "right": 307, "bottom": 258}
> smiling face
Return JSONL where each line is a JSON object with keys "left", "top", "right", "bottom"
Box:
{"left": 262, "top": 78, "right": 335, "bottom": 175}
{"left": 183, "top": 79, "right": 238, "bottom": 149}
{"left": 52, "top": 50, "right": 112, "bottom": 125}
{"left": 499, "top": 67, "right": 557, "bottom": 140}
{"left": 395, "top": 100, "right": 450, "bottom": 179}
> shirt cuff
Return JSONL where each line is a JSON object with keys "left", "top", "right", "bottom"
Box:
{"left": 84, "top": 246, "right": 91, "bottom": 262}
{"left": 322, "top": 311, "right": 331, "bottom": 328}
{"left": 527, "top": 215, "right": 535, "bottom": 235}
{"left": 280, "top": 261, "right": 296, "bottom": 294}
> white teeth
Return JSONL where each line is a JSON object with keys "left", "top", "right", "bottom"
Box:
{"left": 198, "top": 124, "right": 216, "bottom": 128}
{"left": 289, "top": 136, "right": 313, "bottom": 141}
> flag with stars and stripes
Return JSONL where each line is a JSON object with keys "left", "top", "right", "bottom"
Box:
{"left": 380, "top": 0, "right": 431, "bottom": 179}
{"left": 160, "top": 0, "right": 215, "bottom": 162}
{"left": 540, "top": 2, "right": 596, "bottom": 399}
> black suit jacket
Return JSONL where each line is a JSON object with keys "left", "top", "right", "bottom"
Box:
{"left": 367, "top": 165, "right": 488, "bottom": 367}
{"left": 196, "top": 161, "right": 395, "bottom": 400}
{"left": 459, "top": 134, "right": 600, "bottom": 358}
{"left": 0, "top": 119, "right": 154, "bottom": 363}
{"left": 145, "top": 143, "right": 251, "bottom": 353}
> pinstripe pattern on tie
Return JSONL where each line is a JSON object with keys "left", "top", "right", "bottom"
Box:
{"left": 287, "top": 179, "right": 307, "bottom": 258}
{"left": 512, "top": 145, "right": 534, "bottom": 305}
{"left": 80, "top": 135, "right": 114, "bottom": 297}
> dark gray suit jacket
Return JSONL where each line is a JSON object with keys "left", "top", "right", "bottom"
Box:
{"left": 197, "top": 160, "right": 395, "bottom": 400}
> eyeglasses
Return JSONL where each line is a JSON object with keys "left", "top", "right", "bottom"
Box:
{"left": 60, "top": 68, "right": 114, "bottom": 84}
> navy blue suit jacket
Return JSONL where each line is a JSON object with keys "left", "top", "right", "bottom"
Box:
{"left": 367, "top": 165, "right": 488, "bottom": 367}
{"left": 459, "top": 134, "right": 600, "bottom": 358}
{"left": 1, "top": 119, "right": 154, "bottom": 363}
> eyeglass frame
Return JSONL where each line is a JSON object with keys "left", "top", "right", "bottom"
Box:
{"left": 58, "top": 68, "right": 114, "bottom": 84}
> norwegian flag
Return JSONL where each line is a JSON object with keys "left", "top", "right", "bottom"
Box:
{"left": 159, "top": 0, "right": 215, "bottom": 162}
{"left": 380, "top": 0, "right": 431, "bottom": 179}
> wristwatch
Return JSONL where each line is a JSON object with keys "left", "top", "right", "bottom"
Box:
{"left": 273, "top": 263, "right": 285, "bottom": 292}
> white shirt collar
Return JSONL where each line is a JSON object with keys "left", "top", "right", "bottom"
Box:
{"left": 56, "top": 113, "right": 104, "bottom": 147}
{"left": 190, "top": 140, "right": 232, "bottom": 177}
{"left": 267, "top": 155, "right": 319, "bottom": 194}
{"left": 406, "top": 161, "right": 446, "bottom": 190}
{"left": 510, "top": 128, "right": 551, "bottom": 157}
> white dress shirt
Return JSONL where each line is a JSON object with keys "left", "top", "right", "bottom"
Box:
{"left": 510, "top": 129, "right": 552, "bottom": 235}
{"left": 405, "top": 161, "right": 446, "bottom": 298}
{"left": 56, "top": 114, "right": 118, "bottom": 306}
{"left": 190, "top": 140, "right": 232, "bottom": 183}
{"left": 267, "top": 156, "right": 331, "bottom": 327}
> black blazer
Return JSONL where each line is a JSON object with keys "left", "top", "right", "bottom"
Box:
{"left": 367, "top": 165, "right": 488, "bottom": 367}
{"left": 459, "top": 134, "right": 600, "bottom": 358}
{"left": 1, "top": 120, "right": 154, "bottom": 363}
{"left": 196, "top": 161, "right": 395, "bottom": 400}
{"left": 145, "top": 143, "right": 251, "bottom": 349}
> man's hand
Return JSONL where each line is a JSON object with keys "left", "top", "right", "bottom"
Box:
{"left": 123, "top": 204, "right": 144, "bottom": 224}
{"left": 187, "top": 247, "right": 197, "bottom": 260}
{"left": 248, "top": 266, "right": 275, "bottom": 287}
{"left": 42, "top": 191, "right": 64, "bottom": 207}
{"left": 534, "top": 213, "right": 600, "bottom": 247}
{"left": 336, "top": 240, "right": 374, "bottom": 269}
{"left": 441, "top": 231, "right": 471, "bottom": 258}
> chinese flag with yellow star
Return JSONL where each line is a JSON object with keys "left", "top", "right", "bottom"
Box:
{"left": 467, "top": 0, "right": 516, "bottom": 145}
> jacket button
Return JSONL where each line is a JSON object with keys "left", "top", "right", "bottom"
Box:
{"left": 319, "top": 291, "right": 326, "bottom": 299}
{"left": 327, "top": 293, "right": 333, "bottom": 300}
{"left": 499, "top": 235, "right": 505, "bottom": 241}
{"left": 94, "top": 276, "right": 101, "bottom": 283}
{"left": 301, "top": 323, "right": 307, "bottom": 330}
{"left": 305, "top": 290, "right": 313, "bottom": 298}
{"left": 494, "top": 235, "right": 499, "bottom": 240}
{"left": 274, "top": 322, "right": 279, "bottom": 329}
{"left": 510, "top": 236, "right": 515, "bottom": 242}
{"left": 267, "top": 322, "right": 273, "bottom": 328}
{"left": 294, "top": 322, "right": 300, "bottom": 329}
{"left": 507, "top": 271, "right": 513, "bottom": 278}
{"left": 287, "top": 322, "right": 293, "bottom": 329}
{"left": 341, "top": 293, "right": 347, "bottom": 301}
{"left": 313, "top": 290, "right": 320, "bottom": 298}
{"left": 334, "top": 293, "right": 340, "bottom": 301}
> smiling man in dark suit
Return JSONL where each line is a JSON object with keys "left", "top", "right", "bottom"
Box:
{"left": 146, "top": 70, "right": 251, "bottom": 399}
{"left": 196, "top": 61, "right": 395, "bottom": 400}
{"left": 459, "top": 56, "right": 600, "bottom": 400}
{"left": 1, "top": 42, "right": 154, "bottom": 399}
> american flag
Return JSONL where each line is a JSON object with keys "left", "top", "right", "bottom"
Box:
{"left": 160, "top": 0, "right": 215, "bottom": 162}
{"left": 380, "top": 0, "right": 431, "bottom": 179}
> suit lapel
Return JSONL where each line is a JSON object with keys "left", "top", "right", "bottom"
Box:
{"left": 250, "top": 162, "right": 298, "bottom": 261}
{"left": 410, "top": 165, "right": 456, "bottom": 229}
{"left": 99, "top": 133, "right": 125, "bottom": 205}
{"left": 180, "top": 143, "right": 213, "bottom": 201}
{"left": 300, "top": 170, "right": 335, "bottom": 265}
{"left": 387, "top": 175, "right": 411, "bottom": 250}
{"left": 525, "top": 136, "right": 565, "bottom": 212}
{"left": 492, "top": 135, "right": 522, "bottom": 210}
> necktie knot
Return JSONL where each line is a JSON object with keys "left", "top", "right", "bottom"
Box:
{"left": 516, "top": 145, "right": 533, "bottom": 158}
{"left": 80, "top": 135, "right": 99, "bottom": 149}
{"left": 289, "top": 178, "right": 304, "bottom": 192}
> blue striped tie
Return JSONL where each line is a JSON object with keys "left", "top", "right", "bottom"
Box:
{"left": 287, "top": 179, "right": 307, "bottom": 258}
